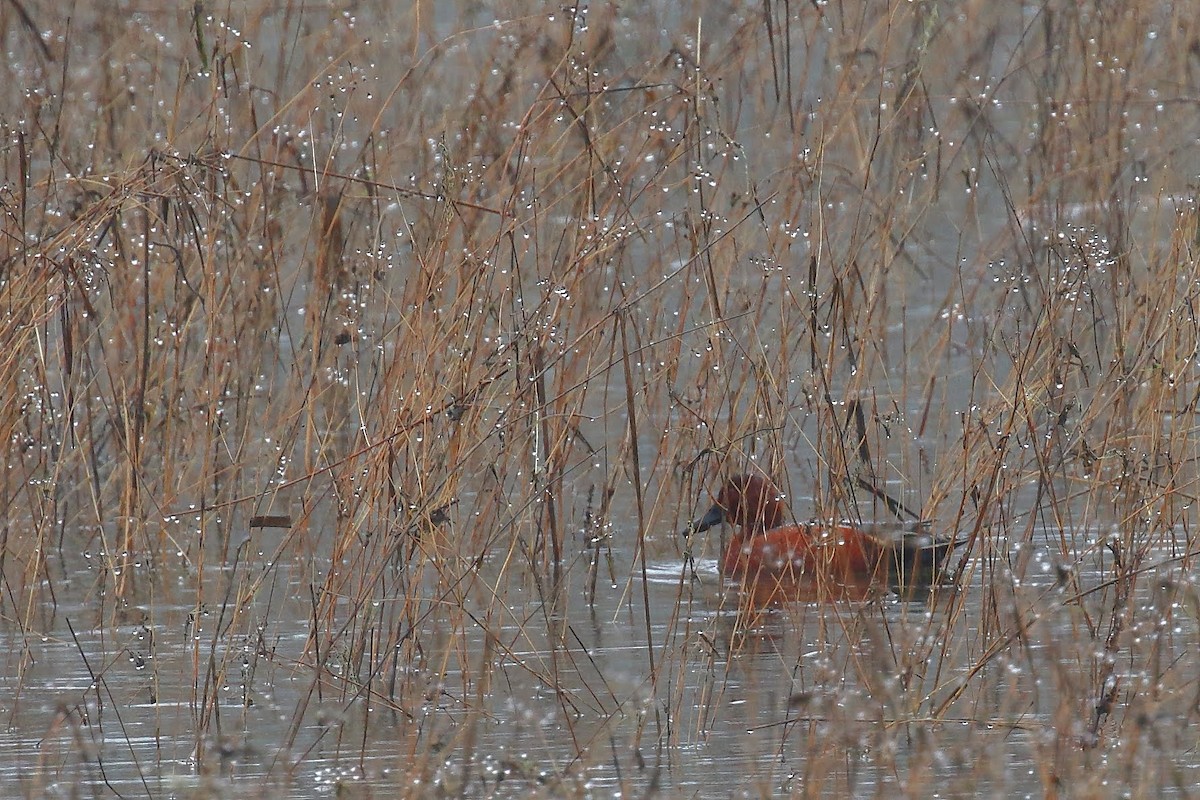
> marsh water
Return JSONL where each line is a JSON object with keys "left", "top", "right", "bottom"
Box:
{"left": 2, "top": 513, "right": 1196, "bottom": 797}
{"left": 4, "top": 2, "right": 1200, "bottom": 798}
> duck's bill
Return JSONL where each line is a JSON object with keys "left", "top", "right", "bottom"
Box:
{"left": 683, "top": 504, "right": 725, "bottom": 537}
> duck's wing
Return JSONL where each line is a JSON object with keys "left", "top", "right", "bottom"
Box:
{"left": 854, "top": 521, "right": 967, "bottom": 551}
{"left": 854, "top": 521, "right": 966, "bottom": 587}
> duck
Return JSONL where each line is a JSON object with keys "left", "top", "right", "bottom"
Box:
{"left": 685, "top": 474, "right": 957, "bottom": 595}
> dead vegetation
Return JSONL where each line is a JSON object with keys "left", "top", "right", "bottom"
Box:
{"left": 1, "top": 1, "right": 1198, "bottom": 797}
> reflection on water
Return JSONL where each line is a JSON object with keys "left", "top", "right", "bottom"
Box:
{"left": 2, "top": 535, "right": 1196, "bottom": 797}
{"left": 4, "top": 0, "right": 1200, "bottom": 797}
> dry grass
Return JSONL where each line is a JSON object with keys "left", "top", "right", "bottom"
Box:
{"left": 2, "top": 1, "right": 1199, "bottom": 797}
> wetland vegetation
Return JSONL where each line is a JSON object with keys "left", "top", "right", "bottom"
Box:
{"left": 1, "top": 2, "right": 1198, "bottom": 797}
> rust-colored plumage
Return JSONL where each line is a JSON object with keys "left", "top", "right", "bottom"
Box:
{"left": 686, "top": 475, "right": 954, "bottom": 600}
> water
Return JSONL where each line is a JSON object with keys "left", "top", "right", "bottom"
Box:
{"left": 2, "top": 524, "right": 1195, "bottom": 797}
{"left": 4, "top": 1, "right": 1200, "bottom": 797}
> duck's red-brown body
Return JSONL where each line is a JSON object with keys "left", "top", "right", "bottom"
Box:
{"left": 688, "top": 474, "right": 951, "bottom": 596}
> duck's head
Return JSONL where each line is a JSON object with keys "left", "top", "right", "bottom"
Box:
{"left": 687, "top": 474, "right": 786, "bottom": 535}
